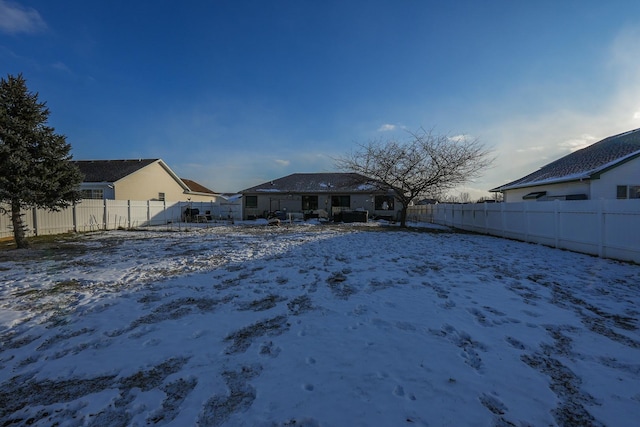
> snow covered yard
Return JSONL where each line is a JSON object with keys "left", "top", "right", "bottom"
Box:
{"left": 1, "top": 223, "right": 639, "bottom": 427}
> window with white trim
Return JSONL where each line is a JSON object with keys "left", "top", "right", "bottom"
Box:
{"left": 245, "top": 195, "right": 258, "bottom": 208}
{"left": 81, "top": 189, "right": 104, "bottom": 199}
{"left": 617, "top": 185, "right": 640, "bottom": 199}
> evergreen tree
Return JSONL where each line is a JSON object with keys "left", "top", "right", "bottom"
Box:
{"left": 0, "top": 74, "right": 83, "bottom": 248}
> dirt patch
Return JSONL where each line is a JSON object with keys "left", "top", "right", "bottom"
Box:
{"left": 198, "top": 364, "right": 262, "bottom": 426}
{"left": 237, "top": 294, "right": 286, "bottom": 312}
{"left": 0, "top": 356, "right": 191, "bottom": 425}
{"left": 147, "top": 376, "right": 199, "bottom": 424}
{"left": 224, "top": 315, "right": 290, "bottom": 354}
{"left": 287, "top": 295, "right": 314, "bottom": 315}
{"left": 105, "top": 295, "right": 234, "bottom": 337}
{"left": 0, "top": 373, "right": 118, "bottom": 422}
{"left": 327, "top": 269, "right": 357, "bottom": 299}
{"left": 522, "top": 353, "right": 603, "bottom": 426}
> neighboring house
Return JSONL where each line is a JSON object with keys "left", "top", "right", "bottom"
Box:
{"left": 239, "top": 172, "right": 401, "bottom": 220}
{"left": 74, "top": 159, "right": 218, "bottom": 202}
{"left": 180, "top": 178, "right": 218, "bottom": 200}
{"left": 491, "top": 128, "right": 640, "bottom": 202}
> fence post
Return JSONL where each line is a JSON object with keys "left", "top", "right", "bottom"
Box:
{"left": 73, "top": 202, "right": 78, "bottom": 233}
{"left": 597, "top": 199, "right": 604, "bottom": 258}
{"left": 103, "top": 200, "right": 108, "bottom": 230}
{"left": 450, "top": 205, "right": 455, "bottom": 227}
{"left": 484, "top": 202, "right": 488, "bottom": 234}
{"left": 523, "top": 202, "right": 529, "bottom": 242}
{"left": 127, "top": 200, "right": 131, "bottom": 229}
{"left": 32, "top": 207, "right": 38, "bottom": 237}
{"left": 500, "top": 202, "right": 506, "bottom": 238}
{"left": 554, "top": 200, "right": 559, "bottom": 249}
{"left": 163, "top": 200, "right": 167, "bottom": 225}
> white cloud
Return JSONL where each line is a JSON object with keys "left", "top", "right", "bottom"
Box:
{"left": 274, "top": 159, "right": 290, "bottom": 167}
{"left": 515, "top": 146, "right": 544, "bottom": 153}
{"left": 0, "top": 0, "right": 47, "bottom": 34}
{"left": 558, "top": 134, "right": 597, "bottom": 152}
{"left": 377, "top": 124, "right": 396, "bottom": 132}
{"left": 448, "top": 134, "right": 472, "bottom": 142}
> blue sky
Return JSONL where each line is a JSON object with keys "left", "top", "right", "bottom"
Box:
{"left": 2, "top": 1, "right": 640, "bottom": 196}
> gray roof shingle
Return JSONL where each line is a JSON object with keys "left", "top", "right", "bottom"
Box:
{"left": 493, "top": 128, "right": 640, "bottom": 191}
{"left": 73, "top": 159, "right": 159, "bottom": 182}
{"left": 240, "top": 173, "right": 378, "bottom": 193}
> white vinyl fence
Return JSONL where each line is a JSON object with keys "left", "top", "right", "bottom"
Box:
{"left": 0, "top": 199, "right": 241, "bottom": 240}
{"left": 414, "top": 200, "right": 640, "bottom": 264}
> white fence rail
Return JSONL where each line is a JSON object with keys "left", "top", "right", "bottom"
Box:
{"left": 1, "top": 199, "right": 241, "bottom": 240}
{"left": 417, "top": 200, "right": 640, "bottom": 264}
{"left": 4, "top": 199, "right": 638, "bottom": 263}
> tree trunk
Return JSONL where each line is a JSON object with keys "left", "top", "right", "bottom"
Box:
{"left": 11, "top": 201, "right": 28, "bottom": 249}
{"left": 399, "top": 205, "right": 408, "bottom": 228}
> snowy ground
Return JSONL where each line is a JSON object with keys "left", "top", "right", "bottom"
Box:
{"left": 1, "top": 222, "right": 639, "bottom": 426}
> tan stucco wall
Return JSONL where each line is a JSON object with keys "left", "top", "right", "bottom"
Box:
{"left": 113, "top": 161, "right": 215, "bottom": 202}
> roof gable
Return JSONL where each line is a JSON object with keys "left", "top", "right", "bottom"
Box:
{"left": 240, "top": 173, "right": 379, "bottom": 193}
{"left": 74, "top": 159, "right": 160, "bottom": 182}
{"left": 181, "top": 178, "right": 217, "bottom": 195}
{"left": 493, "top": 128, "right": 640, "bottom": 191}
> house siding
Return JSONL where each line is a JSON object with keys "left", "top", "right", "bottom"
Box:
{"left": 74, "top": 159, "right": 217, "bottom": 203}
{"left": 502, "top": 156, "right": 640, "bottom": 202}
{"left": 240, "top": 173, "right": 402, "bottom": 220}
{"left": 79, "top": 183, "right": 115, "bottom": 199}
{"left": 493, "top": 128, "right": 640, "bottom": 202}
{"left": 590, "top": 157, "right": 640, "bottom": 199}
{"left": 243, "top": 192, "right": 400, "bottom": 220}
{"left": 115, "top": 162, "right": 187, "bottom": 201}
{"left": 503, "top": 181, "right": 590, "bottom": 202}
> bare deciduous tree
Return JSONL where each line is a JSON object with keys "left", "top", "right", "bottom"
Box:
{"left": 335, "top": 128, "right": 493, "bottom": 227}
{"left": 457, "top": 192, "right": 472, "bottom": 204}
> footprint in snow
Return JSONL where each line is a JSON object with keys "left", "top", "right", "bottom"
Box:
{"left": 479, "top": 392, "right": 508, "bottom": 415}
{"left": 258, "top": 341, "right": 281, "bottom": 358}
{"left": 428, "top": 324, "right": 487, "bottom": 372}
{"left": 505, "top": 336, "right": 527, "bottom": 350}
{"left": 393, "top": 385, "right": 417, "bottom": 401}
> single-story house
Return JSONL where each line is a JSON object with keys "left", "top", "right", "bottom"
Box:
{"left": 490, "top": 128, "right": 640, "bottom": 202}
{"left": 239, "top": 172, "right": 401, "bottom": 221}
{"left": 73, "top": 159, "right": 218, "bottom": 202}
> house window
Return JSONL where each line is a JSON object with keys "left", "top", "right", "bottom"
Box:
{"left": 617, "top": 185, "right": 640, "bottom": 199}
{"left": 245, "top": 195, "right": 258, "bottom": 208}
{"left": 331, "top": 195, "right": 350, "bottom": 208}
{"left": 522, "top": 191, "right": 547, "bottom": 200}
{"left": 302, "top": 195, "right": 318, "bottom": 210}
{"left": 81, "top": 189, "right": 103, "bottom": 199}
{"left": 158, "top": 192, "right": 165, "bottom": 201}
{"left": 375, "top": 195, "right": 394, "bottom": 210}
